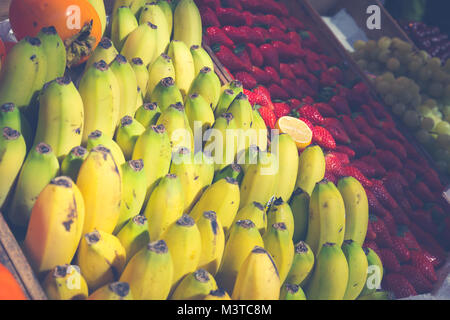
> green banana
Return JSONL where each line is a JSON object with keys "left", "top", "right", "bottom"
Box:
{"left": 305, "top": 242, "right": 349, "bottom": 300}
{"left": 272, "top": 133, "right": 299, "bottom": 202}
{"left": 37, "top": 26, "right": 66, "bottom": 83}
{"left": 121, "top": 22, "right": 158, "bottom": 66}
{"left": 130, "top": 57, "right": 149, "bottom": 98}
{"left": 185, "top": 93, "right": 215, "bottom": 135}
{"left": 157, "top": 0, "right": 173, "bottom": 37}
{"left": 280, "top": 283, "right": 307, "bottom": 300}
{"left": 0, "top": 127, "right": 26, "bottom": 210}
{"left": 145, "top": 53, "right": 176, "bottom": 102}
{"left": 150, "top": 77, "right": 183, "bottom": 112}
{"left": 289, "top": 188, "right": 309, "bottom": 243}
{"left": 359, "top": 248, "right": 383, "bottom": 298}
{"left": 0, "top": 103, "right": 32, "bottom": 148}
{"left": 139, "top": 2, "right": 170, "bottom": 58}
{"left": 167, "top": 40, "right": 195, "bottom": 98}
{"left": 267, "top": 197, "right": 295, "bottom": 240}
{"left": 111, "top": 6, "right": 138, "bottom": 51}
{"left": 296, "top": 145, "right": 325, "bottom": 196}
{"left": 88, "top": 282, "right": 133, "bottom": 300}
{"left": 171, "top": 269, "right": 218, "bottom": 300}
{"left": 190, "top": 45, "right": 214, "bottom": 77}
{"left": 342, "top": 240, "right": 368, "bottom": 300}
{"left": 135, "top": 102, "right": 161, "bottom": 127}
{"left": 221, "top": 80, "right": 243, "bottom": 96}
{"left": 231, "top": 201, "right": 266, "bottom": 236}
{"left": 358, "top": 290, "right": 392, "bottom": 300}
{"left": 86, "top": 130, "right": 126, "bottom": 167}
{"left": 8, "top": 143, "right": 59, "bottom": 227}
{"left": 188, "top": 67, "right": 221, "bottom": 110}
{"left": 213, "top": 164, "right": 244, "bottom": 185}
{"left": 285, "top": 241, "right": 315, "bottom": 287}
{"left": 117, "top": 214, "right": 150, "bottom": 263}
{"left": 84, "top": 38, "right": 118, "bottom": 72}
{"left": 173, "top": 0, "right": 202, "bottom": 49}
{"left": 60, "top": 146, "right": 88, "bottom": 182}
{"left": 115, "top": 116, "right": 145, "bottom": 160}
{"left": 215, "top": 89, "right": 237, "bottom": 117}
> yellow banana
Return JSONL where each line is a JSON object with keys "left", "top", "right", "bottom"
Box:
{"left": 305, "top": 242, "right": 349, "bottom": 300}
{"left": 289, "top": 189, "right": 310, "bottom": 244}
{"left": 216, "top": 219, "right": 263, "bottom": 294}
{"left": 215, "top": 89, "right": 237, "bottom": 118}
{"left": 188, "top": 67, "right": 221, "bottom": 110}
{"left": 136, "top": 87, "right": 144, "bottom": 110}
{"left": 119, "top": 239, "right": 173, "bottom": 300}
{"left": 167, "top": 40, "right": 195, "bottom": 98}
{"left": 139, "top": 2, "right": 170, "bottom": 58}
{"left": 88, "top": 282, "right": 133, "bottom": 300}
{"left": 204, "top": 288, "right": 231, "bottom": 300}
{"left": 263, "top": 222, "right": 294, "bottom": 283}
{"left": 173, "top": 0, "right": 202, "bottom": 49}
{"left": 171, "top": 269, "right": 218, "bottom": 300}
{"left": 266, "top": 198, "right": 295, "bottom": 240}
{"left": 251, "top": 107, "right": 268, "bottom": 152}
{"left": 111, "top": 6, "right": 138, "bottom": 51}
{"left": 272, "top": 133, "right": 299, "bottom": 202}
{"left": 112, "top": 0, "right": 146, "bottom": 19}
{"left": 88, "top": 0, "right": 107, "bottom": 36}
{"left": 235, "top": 144, "right": 260, "bottom": 175}
{"left": 194, "top": 150, "right": 215, "bottom": 191}
{"left": 144, "top": 173, "right": 184, "bottom": 241}
{"left": 145, "top": 53, "right": 176, "bottom": 102}
{"left": 285, "top": 241, "right": 315, "bottom": 287}
{"left": 338, "top": 177, "right": 369, "bottom": 246}
{"left": 185, "top": 93, "right": 215, "bottom": 136}
{"left": 157, "top": 0, "right": 173, "bottom": 37}
{"left": 0, "top": 127, "right": 26, "bottom": 210}
{"left": 324, "top": 181, "right": 347, "bottom": 248}
{"left": 114, "top": 160, "right": 147, "bottom": 233}
{"left": 86, "top": 130, "right": 126, "bottom": 167}
{"left": 84, "top": 38, "right": 118, "bottom": 72}
{"left": 342, "top": 240, "right": 368, "bottom": 300}
{"left": 212, "top": 163, "right": 244, "bottom": 185}
{"left": 79, "top": 60, "right": 121, "bottom": 144}
{"left": 150, "top": 77, "right": 183, "bottom": 112}
{"left": 358, "top": 290, "right": 392, "bottom": 300}
{"left": 190, "top": 45, "right": 214, "bottom": 77}
{"left": 77, "top": 230, "right": 127, "bottom": 291}
{"left": 23, "top": 176, "right": 85, "bottom": 275}
{"left": 76, "top": 146, "right": 122, "bottom": 235}
{"left": 0, "top": 103, "right": 32, "bottom": 148}
{"left": 189, "top": 177, "right": 240, "bottom": 233}
{"left": 359, "top": 248, "right": 383, "bottom": 298}
{"left": 162, "top": 215, "right": 202, "bottom": 290}
{"left": 197, "top": 211, "right": 225, "bottom": 275}
{"left": 117, "top": 214, "right": 150, "bottom": 263}
{"left": 135, "top": 102, "right": 161, "bottom": 127}
{"left": 43, "top": 265, "right": 89, "bottom": 300}
{"left": 221, "top": 79, "right": 244, "bottom": 96}
{"left": 60, "top": 146, "right": 88, "bottom": 182}
{"left": 231, "top": 246, "right": 280, "bottom": 300}
{"left": 296, "top": 145, "right": 325, "bottom": 196}
{"left": 232, "top": 201, "right": 266, "bottom": 236}
{"left": 130, "top": 57, "right": 149, "bottom": 98}
{"left": 121, "top": 22, "right": 158, "bottom": 66}
{"left": 37, "top": 26, "right": 66, "bottom": 83}
{"left": 227, "top": 93, "right": 254, "bottom": 155}
{"left": 8, "top": 143, "right": 59, "bottom": 227}
{"left": 33, "top": 76, "right": 84, "bottom": 161}
{"left": 280, "top": 283, "right": 307, "bottom": 300}
{"left": 115, "top": 116, "right": 145, "bottom": 160}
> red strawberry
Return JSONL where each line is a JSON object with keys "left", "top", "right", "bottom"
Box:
{"left": 382, "top": 172, "right": 406, "bottom": 198}
{"left": 404, "top": 190, "right": 423, "bottom": 209}
{"left": 408, "top": 210, "right": 439, "bottom": 235}
{"left": 250, "top": 66, "right": 271, "bottom": 85}
{"left": 326, "top": 66, "right": 344, "bottom": 83}
{"left": 280, "top": 63, "right": 296, "bottom": 80}
{"left": 320, "top": 71, "right": 337, "bottom": 87}
{"left": 213, "top": 45, "right": 249, "bottom": 72}
{"left": 325, "top": 152, "right": 345, "bottom": 174}
{"left": 402, "top": 169, "right": 417, "bottom": 184}
{"left": 366, "top": 222, "right": 377, "bottom": 241}
{"left": 421, "top": 169, "right": 444, "bottom": 193}
{"left": 382, "top": 273, "right": 417, "bottom": 299}
{"left": 390, "top": 206, "right": 411, "bottom": 226}
{"left": 216, "top": 7, "right": 247, "bottom": 26}
{"left": 391, "top": 236, "right": 411, "bottom": 263}
{"left": 351, "top": 160, "right": 377, "bottom": 178}
{"left": 360, "top": 104, "right": 383, "bottom": 128}
{"left": 397, "top": 225, "right": 421, "bottom": 251}
{"left": 273, "top": 102, "right": 291, "bottom": 119}
{"left": 400, "top": 265, "right": 433, "bottom": 294}
{"left": 281, "top": 16, "right": 297, "bottom": 31}
{"left": 205, "top": 27, "right": 234, "bottom": 47}
{"left": 327, "top": 151, "right": 350, "bottom": 166}
{"left": 353, "top": 115, "right": 377, "bottom": 137}
{"left": 252, "top": 86, "right": 275, "bottom": 110}
{"left": 324, "top": 171, "right": 338, "bottom": 184}
{"left": 244, "top": 88, "right": 256, "bottom": 105}
{"left": 368, "top": 99, "right": 389, "bottom": 119}
{"left": 337, "top": 166, "right": 372, "bottom": 188}
{"left": 378, "top": 248, "right": 401, "bottom": 272}
{"left": 397, "top": 196, "right": 413, "bottom": 213}
{"left": 421, "top": 245, "right": 445, "bottom": 269}
{"left": 233, "top": 44, "right": 252, "bottom": 70}
{"left": 360, "top": 156, "right": 386, "bottom": 177}
{"left": 382, "top": 211, "right": 397, "bottom": 236}
{"left": 301, "top": 96, "right": 315, "bottom": 105}
{"left": 338, "top": 115, "right": 360, "bottom": 139}
{"left": 251, "top": 27, "right": 270, "bottom": 44}
{"left": 223, "top": 26, "right": 251, "bottom": 44}
{"left": 200, "top": 6, "right": 221, "bottom": 27}
{"left": 288, "top": 16, "right": 305, "bottom": 31}
{"left": 413, "top": 181, "right": 436, "bottom": 203}
{"left": 264, "top": 66, "right": 281, "bottom": 84}
{"left": 410, "top": 250, "right": 438, "bottom": 283}
{"left": 385, "top": 140, "right": 408, "bottom": 161}
{"left": 259, "top": 43, "right": 280, "bottom": 71}
{"left": 405, "top": 159, "right": 429, "bottom": 178}
{"left": 369, "top": 179, "right": 398, "bottom": 210}
{"left": 298, "top": 118, "right": 314, "bottom": 131}
{"left": 375, "top": 150, "right": 402, "bottom": 171}
{"left": 295, "top": 79, "right": 316, "bottom": 97}
{"left": 313, "top": 103, "right": 338, "bottom": 118}
{"left": 252, "top": 14, "right": 285, "bottom": 30}
{"left": 349, "top": 82, "right": 371, "bottom": 106}
{"left": 287, "top": 31, "right": 302, "bottom": 46}
{"left": 334, "top": 145, "right": 356, "bottom": 159}
{"left": 268, "top": 84, "right": 290, "bottom": 100}
{"left": 242, "top": 11, "right": 255, "bottom": 26}
{"left": 272, "top": 41, "right": 303, "bottom": 61}
{"left": 366, "top": 189, "right": 389, "bottom": 218}
{"left": 268, "top": 26, "right": 290, "bottom": 43}
{"left": 322, "top": 118, "right": 351, "bottom": 144}
{"left": 289, "top": 61, "right": 309, "bottom": 78}
{"left": 370, "top": 215, "right": 393, "bottom": 248}
{"left": 297, "top": 106, "right": 324, "bottom": 125}
{"left": 246, "top": 43, "right": 264, "bottom": 67}
{"left": 197, "top": 0, "right": 221, "bottom": 9}
{"left": 257, "top": 105, "right": 276, "bottom": 129}
{"left": 281, "top": 78, "right": 301, "bottom": 99}
{"left": 312, "top": 126, "right": 336, "bottom": 150}
{"left": 408, "top": 223, "right": 447, "bottom": 263}
{"left": 300, "top": 31, "right": 321, "bottom": 50}
{"left": 235, "top": 72, "right": 257, "bottom": 89}
{"left": 222, "top": 0, "right": 243, "bottom": 10}
{"left": 363, "top": 241, "right": 381, "bottom": 256}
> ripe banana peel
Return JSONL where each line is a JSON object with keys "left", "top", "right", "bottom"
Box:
{"left": 171, "top": 269, "right": 218, "bottom": 300}
{"left": 290, "top": 189, "right": 310, "bottom": 244}
{"left": 0, "top": 103, "right": 33, "bottom": 149}
{"left": 60, "top": 146, "right": 88, "bottom": 182}
{"left": 150, "top": 77, "right": 183, "bottom": 112}
{"left": 139, "top": 2, "right": 170, "bottom": 58}
{"left": 215, "top": 89, "right": 238, "bottom": 118}
{"left": 204, "top": 289, "right": 231, "bottom": 300}
{"left": 122, "top": 22, "right": 159, "bottom": 67}
{"left": 296, "top": 145, "right": 325, "bottom": 196}
{"left": 185, "top": 93, "right": 215, "bottom": 140}
{"left": 267, "top": 197, "right": 295, "bottom": 240}
{"left": 167, "top": 40, "right": 195, "bottom": 98}
{"left": 173, "top": 0, "right": 203, "bottom": 49}
{"left": 37, "top": 27, "right": 66, "bottom": 84}
{"left": 197, "top": 211, "right": 225, "bottom": 276}
{"left": 115, "top": 116, "right": 145, "bottom": 161}
{"left": 146, "top": 54, "right": 176, "bottom": 102}
{"left": 130, "top": 57, "right": 149, "bottom": 98}
{"left": 135, "top": 102, "right": 161, "bottom": 128}
{"left": 43, "top": 265, "right": 88, "bottom": 300}
{"left": 342, "top": 240, "right": 368, "bottom": 300}
{"left": 191, "top": 45, "right": 214, "bottom": 77}
{"left": 111, "top": 6, "right": 138, "bottom": 51}
{"left": 86, "top": 130, "right": 126, "bottom": 167}
{"left": 84, "top": 38, "right": 118, "bottom": 72}
{"left": 88, "top": 282, "right": 133, "bottom": 300}
{"left": 213, "top": 164, "right": 244, "bottom": 185}
{"left": 359, "top": 248, "right": 383, "bottom": 298}
{"left": 232, "top": 201, "right": 267, "bottom": 236}
{"left": 188, "top": 67, "right": 221, "bottom": 111}
{"left": 273, "top": 133, "right": 299, "bottom": 202}
{"left": 117, "top": 214, "right": 150, "bottom": 264}
{"left": 285, "top": 241, "right": 315, "bottom": 287}
{"left": 157, "top": 0, "right": 173, "bottom": 37}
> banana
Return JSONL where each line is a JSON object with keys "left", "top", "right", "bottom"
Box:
{"left": 144, "top": 174, "right": 184, "bottom": 241}
{"left": 289, "top": 189, "right": 309, "bottom": 243}
{"left": 251, "top": 107, "right": 268, "bottom": 152}
{"left": 167, "top": 40, "right": 195, "bottom": 98}
{"left": 77, "top": 146, "right": 122, "bottom": 235}
{"left": 305, "top": 242, "right": 349, "bottom": 300}
{"left": 266, "top": 198, "right": 295, "bottom": 240}
{"left": 189, "top": 177, "right": 240, "bottom": 233}
{"left": 114, "top": 160, "right": 147, "bottom": 233}
{"left": 0, "top": 127, "right": 26, "bottom": 210}
{"left": 173, "top": 0, "right": 202, "bottom": 49}
{"left": 0, "top": 37, "right": 45, "bottom": 110}
{"left": 86, "top": 130, "right": 126, "bottom": 167}
{"left": 231, "top": 246, "right": 280, "bottom": 300}
{"left": 232, "top": 201, "right": 266, "bottom": 236}
{"left": 33, "top": 76, "right": 84, "bottom": 161}
{"left": 216, "top": 220, "right": 263, "bottom": 294}
{"left": 132, "top": 124, "right": 171, "bottom": 197}
{"left": 215, "top": 89, "right": 237, "bottom": 118}
{"left": 185, "top": 93, "right": 215, "bottom": 138}
{"left": 135, "top": 102, "right": 161, "bottom": 127}
{"left": 121, "top": 22, "right": 158, "bottom": 66}
{"left": 23, "top": 176, "right": 85, "bottom": 275}
{"left": 235, "top": 144, "right": 260, "bottom": 174}
{"left": 190, "top": 45, "right": 214, "bottom": 77}
{"left": 221, "top": 79, "right": 244, "bottom": 96}
{"left": 84, "top": 38, "right": 118, "bottom": 72}
{"left": 79, "top": 60, "right": 121, "bottom": 144}
{"left": 157, "top": 0, "right": 173, "bottom": 36}
{"left": 213, "top": 164, "right": 244, "bottom": 185}
{"left": 150, "top": 77, "right": 183, "bottom": 112}
{"left": 296, "top": 145, "right": 325, "bottom": 196}
{"left": 325, "top": 181, "right": 347, "bottom": 247}
{"left": 60, "top": 146, "right": 88, "bottom": 182}
{"left": 111, "top": 6, "right": 138, "bottom": 51}
{"left": 197, "top": 211, "right": 225, "bottom": 275}
{"left": 0, "top": 103, "right": 32, "bottom": 148}
{"left": 43, "top": 265, "right": 89, "bottom": 300}
{"left": 188, "top": 67, "right": 221, "bottom": 110}
{"left": 115, "top": 116, "right": 145, "bottom": 160}
{"left": 171, "top": 269, "right": 218, "bottom": 300}
{"left": 204, "top": 288, "right": 231, "bottom": 300}
{"left": 162, "top": 215, "right": 202, "bottom": 290}
{"left": 88, "top": 0, "right": 107, "bottom": 36}
{"left": 358, "top": 290, "right": 392, "bottom": 300}
{"left": 110, "top": 54, "right": 139, "bottom": 120}
{"left": 359, "top": 248, "right": 383, "bottom": 298}
{"left": 338, "top": 177, "right": 369, "bottom": 246}
{"left": 227, "top": 93, "right": 254, "bottom": 156}
{"left": 37, "top": 27, "right": 66, "bottom": 83}
{"left": 117, "top": 214, "right": 150, "bottom": 263}
{"left": 112, "top": 0, "right": 146, "bottom": 19}
{"left": 146, "top": 53, "right": 176, "bottom": 102}
{"left": 88, "top": 282, "right": 133, "bottom": 300}
{"left": 139, "top": 2, "right": 170, "bottom": 58}
{"left": 280, "top": 283, "right": 307, "bottom": 300}
{"left": 194, "top": 150, "right": 215, "bottom": 191}
{"left": 239, "top": 151, "right": 278, "bottom": 209}
{"left": 342, "top": 240, "right": 368, "bottom": 300}
{"left": 285, "top": 241, "right": 315, "bottom": 287}
{"left": 156, "top": 102, "right": 194, "bottom": 152}
{"left": 8, "top": 143, "right": 59, "bottom": 227}
{"left": 120, "top": 239, "right": 173, "bottom": 299}
{"left": 272, "top": 133, "right": 299, "bottom": 202}
{"left": 77, "top": 230, "right": 126, "bottom": 291}
{"left": 130, "top": 57, "right": 149, "bottom": 98}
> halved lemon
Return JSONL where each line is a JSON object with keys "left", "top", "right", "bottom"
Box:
{"left": 276, "top": 116, "right": 313, "bottom": 149}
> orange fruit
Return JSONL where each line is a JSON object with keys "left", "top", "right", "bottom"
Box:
{"left": 276, "top": 116, "right": 313, "bottom": 149}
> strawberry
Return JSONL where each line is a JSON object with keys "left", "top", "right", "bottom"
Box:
{"left": 324, "top": 171, "right": 338, "bottom": 184}
{"left": 336, "top": 166, "right": 372, "bottom": 188}
{"left": 397, "top": 196, "right": 413, "bottom": 213}
{"left": 257, "top": 105, "right": 276, "bottom": 129}
{"left": 366, "top": 189, "right": 389, "bottom": 218}
{"left": 363, "top": 240, "right": 380, "bottom": 254}
{"left": 396, "top": 225, "right": 421, "bottom": 251}
{"left": 223, "top": 26, "right": 252, "bottom": 44}
{"left": 410, "top": 250, "right": 438, "bottom": 283}
{"left": 334, "top": 145, "right": 355, "bottom": 159}
{"left": 353, "top": 115, "right": 377, "bottom": 137}
{"left": 300, "top": 31, "right": 321, "bottom": 50}
{"left": 390, "top": 206, "right": 411, "bottom": 226}
{"left": 368, "top": 99, "right": 389, "bottom": 119}
{"left": 205, "top": 27, "right": 234, "bottom": 47}
{"left": 213, "top": 45, "right": 249, "bottom": 72}
{"left": 313, "top": 103, "right": 338, "bottom": 118}
{"left": 421, "top": 245, "right": 445, "bottom": 268}
{"left": 327, "top": 151, "right": 350, "bottom": 166}
{"left": 378, "top": 248, "right": 401, "bottom": 272}
{"left": 273, "top": 102, "right": 291, "bottom": 119}
{"left": 325, "top": 152, "right": 345, "bottom": 174}
{"left": 366, "top": 222, "right": 377, "bottom": 241}
{"left": 252, "top": 14, "right": 285, "bottom": 30}
{"left": 391, "top": 236, "right": 411, "bottom": 263}
{"left": 320, "top": 71, "right": 337, "bottom": 87}
{"left": 288, "top": 16, "right": 305, "bottom": 31}
{"left": 375, "top": 150, "right": 402, "bottom": 171}
{"left": 382, "top": 211, "right": 397, "bottom": 236}
{"left": 268, "top": 84, "right": 290, "bottom": 100}
{"left": 402, "top": 168, "right": 417, "bottom": 185}
{"left": 385, "top": 140, "right": 408, "bottom": 161}
{"left": 273, "top": 1, "right": 289, "bottom": 16}
{"left": 242, "top": 11, "right": 255, "bottom": 26}
{"left": 280, "top": 63, "right": 296, "bottom": 80}
{"left": 235, "top": 72, "right": 257, "bottom": 89}
{"left": 251, "top": 27, "right": 271, "bottom": 44}
{"left": 295, "top": 79, "right": 316, "bottom": 97}
{"left": 288, "top": 98, "right": 302, "bottom": 110}
{"left": 250, "top": 66, "right": 271, "bottom": 85}
{"left": 405, "top": 159, "right": 429, "bottom": 178}
{"left": 360, "top": 104, "right": 383, "bottom": 128}
{"left": 413, "top": 181, "right": 437, "bottom": 203}
{"left": 272, "top": 41, "right": 304, "bottom": 61}
{"left": 322, "top": 118, "right": 351, "bottom": 144}
{"left": 351, "top": 160, "right": 377, "bottom": 178}
{"left": 382, "top": 172, "right": 406, "bottom": 198}
{"left": 233, "top": 44, "right": 252, "bottom": 70}
{"left": 297, "top": 106, "right": 324, "bottom": 125}
{"left": 370, "top": 215, "right": 393, "bottom": 248}
{"left": 281, "top": 16, "right": 298, "bottom": 32}
{"left": 326, "top": 66, "right": 344, "bottom": 83}
{"left": 369, "top": 179, "right": 398, "bottom": 210}
{"left": 252, "top": 86, "right": 275, "bottom": 110}
{"left": 312, "top": 126, "right": 336, "bottom": 150}
{"left": 287, "top": 31, "right": 302, "bottom": 46}
{"left": 281, "top": 78, "right": 301, "bottom": 99}
{"left": 264, "top": 66, "right": 281, "bottom": 84}
{"left": 408, "top": 223, "right": 447, "bottom": 262}
{"left": 349, "top": 82, "right": 371, "bottom": 106}
{"left": 200, "top": 6, "right": 221, "bottom": 27}
{"left": 338, "top": 115, "right": 360, "bottom": 139}
{"left": 298, "top": 118, "right": 314, "bottom": 131}
{"left": 408, "top": 210, "right": 439, "bottom": 235}
{"left": 352, "top": 136, "right": 376, "bottom": 157}
{"left": 241, "top": 0, "right": 288, "bottom": 17}
{"left": 404, "top": 190, "right": 423, "bottom": 209}
{"left": 259, "top": 43, "right": 280, "bottom": 71}
{"left": 382, "top": 273, "right": 417, "bottom": 299}
{"left": 216, "top": 7, "right": 247, "bottom": 26}
{"left": 301, "top": 96, "right": 315, "bottom": 105}
{"left": 222, "top": 0, "right": 243, "bottom": 10}
{"left": 268, "top": 26, "right": 290, "bottom": 43}
{"left": 246, "top": 43, "right": 264, "bottom": 67}
{"left": 421, "top": 169, "right": 444, "bottom": 193}
{"left": 244, "top": 88, "right": 256, "bottom": 105}
{"left": 197, "top": 0, "right": 221, "bottom": 9}
{"left": 289, "top": 61, "right": 309, "bottom": 78}
{"left": 400, "top": 265, "right": 433, "bottom": 294}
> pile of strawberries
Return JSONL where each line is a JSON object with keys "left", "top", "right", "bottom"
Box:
{"left": 196, "top": 0, "right": 450, "bottom": 299}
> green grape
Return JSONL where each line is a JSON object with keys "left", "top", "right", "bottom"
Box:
{"left": 380, "top": 72, "right": 395, "bottom": 83}
{"left": 357, "top": 59, "right": 368, "bottom": 70}
{"left": 403, "top": 110, "right": 421, "bottom": 128}
{"left": 368, "top": 61, "right": 381, "bottom": 73}
{"left": 377, "top": 36, "right": 392, "bottom": 50}
{"left": 366, "top": 40, "right": 377, "bottom": 52}
{"left": 424, "top": 99, "right": 437, "bottom": 108}
{"left": 392, "top": 103, "right": 406, "bottom": 115}
{"left": 354, "top": 40, "right": 367, "bottom": 51}
{"left": 434, "top": 121, "right": 450, "bottom": 135}
{"left": 428, "top": 82, "right": 444, "bottom": 99}
{"left": 436, "top": 134, "right": 450, "bottom": 148}
{"left": 384, "top": 93, "right": 397, "bottom": 106}
{"left": 421, "top": 117, "right": 435, "bottom": 131}
{"left": 415, "top": 129, "right": 433, "bottom": 145}
{"left": 418, "top": 66, "right": 433, "bottom": 82}
{"left": 387, "top": 58, "right": 400, "bottom": 71}
{"left": 375, "top": 80, "right": 391, "bottom": 95}
{"left": 377, "top": 50, "right": 391, "bottom": 63}
{"left": 431, "top": 70, "right": 447, "bottom": 83}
